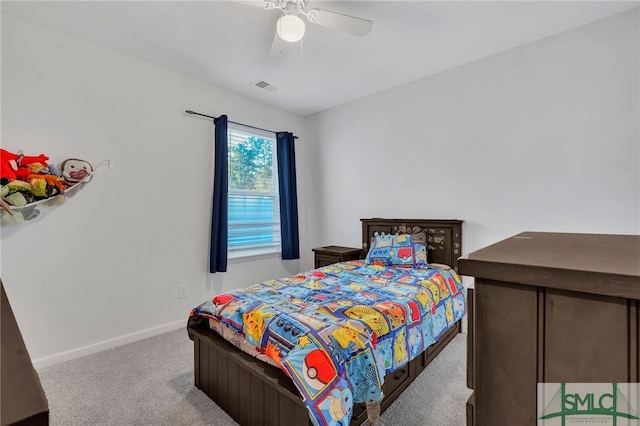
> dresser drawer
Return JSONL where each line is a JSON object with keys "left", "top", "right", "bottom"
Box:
{"left": 382, "top": 363, "right": 411, "bottom": 400}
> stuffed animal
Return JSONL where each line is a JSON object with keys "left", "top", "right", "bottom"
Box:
{"left": 28, "top": 178, "right": 48, "bottom": 198}
{"left": 4, "top": 192, "right": 27, "bottom": 207}
{"left": 27, "top": 174, "right": 67, "bottom": 192}
{"left": 0, "top": 149, "right": 20, "bottom": 182}
{"left": 60, "top": 158, "right": 93, "bottom": 183}
{"left": 0, "top": 149, "right": 50, "bottom": 183}
{"left": 6, "top": 180, "right": 31, "bottom": 193}
{"left": 0, "top": 186, "right": 13, "bottom": 217}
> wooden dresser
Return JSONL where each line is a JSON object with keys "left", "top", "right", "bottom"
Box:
{"left": 1, "top": 281, "right": 49, "bottom": 426}
{"left": 458, "top": 232, "right": 640, "bottom": 426}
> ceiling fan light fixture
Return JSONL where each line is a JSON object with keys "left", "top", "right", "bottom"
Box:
{"left": 276, "top": 14, "right": 305, "bottom": 42}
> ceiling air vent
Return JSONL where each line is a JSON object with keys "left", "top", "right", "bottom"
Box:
{"left": 252, "top": 80, "right": 279, "bottom": 92}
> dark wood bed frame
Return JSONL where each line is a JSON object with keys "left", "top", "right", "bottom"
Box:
{"left": 188, "top": 218, "right": 464, "bottom": 426}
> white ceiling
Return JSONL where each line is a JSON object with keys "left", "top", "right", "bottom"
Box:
{"left": 2, "top": 1, "right": 638, "bottom": 116}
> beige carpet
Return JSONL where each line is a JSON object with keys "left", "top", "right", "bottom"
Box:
{"left": 38, "top": 326, "right": 471, "bottom": 426}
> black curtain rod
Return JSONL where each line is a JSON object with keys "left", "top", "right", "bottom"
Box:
{"left": 185, "top": 110, "right": 298, "bottom": 139}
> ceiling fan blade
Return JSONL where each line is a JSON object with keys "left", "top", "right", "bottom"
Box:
{"left": 235, "top": 1, "right": 272, "bottom": 8}
{"left": 306, "top": 8, "right": 372, "bottom": 36}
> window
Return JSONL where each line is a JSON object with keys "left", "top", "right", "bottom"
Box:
{"left": 227, "top": 125, "right": 280, "bottom": 259}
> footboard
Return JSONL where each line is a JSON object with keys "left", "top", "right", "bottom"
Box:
{"left": 189, "top": 319, "right": 462, "bottom": 426}
{"left": 192, "top": 323, "right": 309, "bottom": 426}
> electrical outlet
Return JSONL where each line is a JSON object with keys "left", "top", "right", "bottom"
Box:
{"left": 178, "top": 284, "right": 188, "bottom": 299}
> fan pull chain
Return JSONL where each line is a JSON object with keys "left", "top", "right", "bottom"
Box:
{"left": 299, "top": 38, "right": 304, "bottom": 61}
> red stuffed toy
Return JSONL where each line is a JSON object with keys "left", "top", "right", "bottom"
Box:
{"left": 0, "top": 149, "right": 49, "bottom": 182}
{"left": 0, "top": 149, "right": 20, "bottom": 181}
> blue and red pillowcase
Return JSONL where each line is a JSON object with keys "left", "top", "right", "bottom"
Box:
{"left": 365, "top": 234, "right": 427, "bottom": 267}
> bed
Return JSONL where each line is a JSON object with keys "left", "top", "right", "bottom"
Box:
{"left": 187, "top": 218, "right": 464, "bottom": 426}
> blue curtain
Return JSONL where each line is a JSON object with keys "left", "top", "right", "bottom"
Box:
{"left": 209, "top": 115, "right": 228, "bottom": 272}
{"left": 276, "top": 132, "right": 300, "bottom": 259}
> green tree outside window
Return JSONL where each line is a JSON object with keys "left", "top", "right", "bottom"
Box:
{"left": 228, "top": 136, "right": 273, "bottom": 192}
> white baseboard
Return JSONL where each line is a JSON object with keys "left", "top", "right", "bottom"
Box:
{"left": 32, "top": 319, "right": 186, "bottom": 370}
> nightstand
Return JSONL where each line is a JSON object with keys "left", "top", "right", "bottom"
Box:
{"left": 312, "top": 246, "right": 362, "bottom": 268}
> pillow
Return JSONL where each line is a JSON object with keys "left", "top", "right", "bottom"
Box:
{"left": 412, "top": 239, "right": 428, "bottom": 267}
{"left": 365, "top": 233, "right": 428, "bottom": 267}
{"left": 408, "top": 230, "right": 428, "bottom": 267}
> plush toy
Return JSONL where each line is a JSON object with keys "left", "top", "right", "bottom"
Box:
{"left": 60, "top": 158, "right": 93, "bottom": 183}
{"left": 0, "top": 149, "right": 20, "bottom": 182}
{"left": 47, "top": 164, "right": 61, "bottom": 177}
{"left": 21, "top": 153, "right": 49, "bottom": 166}
{"left": 0, "top": 186, "right": 13, "bottom": 217}
{"left": 4, "top": 192, "right": 27, "bottom": 207}
{"left": 27, "top": 174, "right": 67, "bottom": 192}
{"left": 14, "top": 152, "right": 50, "bottom": 181}
{"left": 28, "top": 178, "right": 48, "bottom": 198}
{"left": 6, "top": 180, "right": 31, "bottom": 193}
{"left": 0, "top": 149, "right": 50, "bottom": 183}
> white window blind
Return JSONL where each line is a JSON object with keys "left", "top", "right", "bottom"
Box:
{"left": 227, "top": 126, "right": 280, "bottom": 258}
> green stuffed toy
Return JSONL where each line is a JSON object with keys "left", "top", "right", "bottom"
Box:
{"left": 4, "top": 192, "right": 27, "bottom": 207}
{"left": 28, "top": 178, "right": 48, "bottom": 198}
{"left": 0, "top": 185, "right": 24, "bottom": 225}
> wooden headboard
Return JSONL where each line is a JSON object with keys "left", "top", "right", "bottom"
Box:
{"left": 361, "top": 218, "right": 463, "bottom": 271}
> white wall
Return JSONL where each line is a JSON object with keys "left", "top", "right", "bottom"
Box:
{"left": 306, "top": 9, "right": 639, "bottom": 256}
{"left": 1, "top": 13, "right": 312, "bottom": 367}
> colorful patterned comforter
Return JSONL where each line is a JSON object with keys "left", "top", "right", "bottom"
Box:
{"left": 189, "top": 260, "right": 466, "bottom": 426}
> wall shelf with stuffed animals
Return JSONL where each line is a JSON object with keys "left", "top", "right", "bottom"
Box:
{"left": 0, "top": 149, "right": 111, "bottom": 234}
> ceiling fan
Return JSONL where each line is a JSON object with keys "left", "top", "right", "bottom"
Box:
{"left": 257, "top": 0, "right": 373, "bottom": 55}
